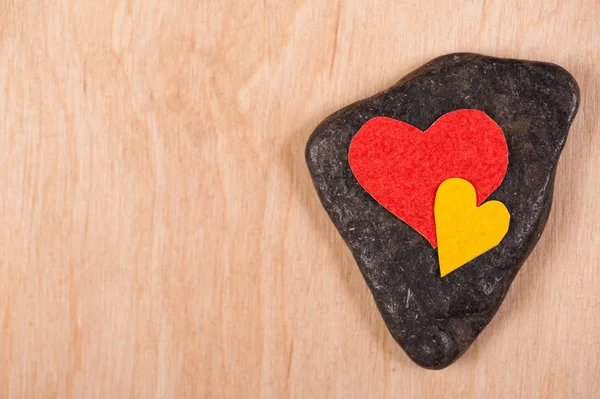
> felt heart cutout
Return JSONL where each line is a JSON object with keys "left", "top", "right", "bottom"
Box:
{"left": 348, "top": 109, "right": 508, "bottom": 247}
{"left": 435, "top": 178, "right": 510, "bottom": 276}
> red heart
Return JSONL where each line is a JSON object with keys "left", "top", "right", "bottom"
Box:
{"left": 348, "top": 109, "right": 508, "bottom": 248}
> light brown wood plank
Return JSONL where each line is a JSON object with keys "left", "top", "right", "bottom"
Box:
{"left": 0, "top": 0, "right": 598, "bottom": 397}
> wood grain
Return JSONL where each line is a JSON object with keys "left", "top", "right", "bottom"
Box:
{"left": 0, "top": 0, "right": 598, "bottom": 397}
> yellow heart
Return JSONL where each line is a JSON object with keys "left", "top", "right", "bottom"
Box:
{"left": 434, "top": 178, "right": 510, "bottom": 277}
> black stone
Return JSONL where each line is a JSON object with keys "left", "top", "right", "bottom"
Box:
{"left": 305, "top": 53, "right": 580, "bottom": 369}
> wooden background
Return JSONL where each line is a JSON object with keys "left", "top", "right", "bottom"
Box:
{"left": 0, "top": 0, "right": 598, "bottom": 397}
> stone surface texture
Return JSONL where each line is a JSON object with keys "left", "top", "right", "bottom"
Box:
{"left": 305, "top": 53, "right": 580, "bottom": 369}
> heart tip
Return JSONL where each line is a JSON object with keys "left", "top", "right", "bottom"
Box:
{"left": 438, "top": 263, "right": 455, "bottom": 277}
